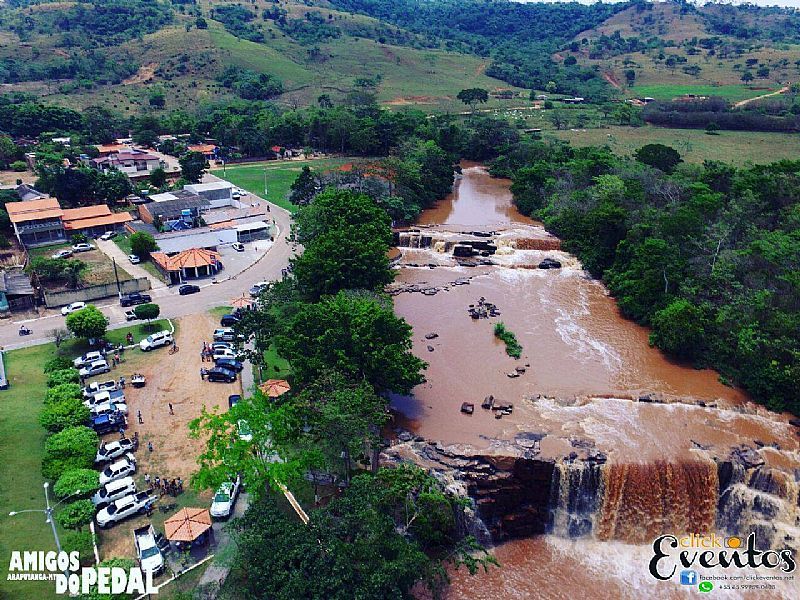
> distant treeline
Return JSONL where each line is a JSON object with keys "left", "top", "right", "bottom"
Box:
{"left": 644, "top": 98, "right": 800, "bottom": 133}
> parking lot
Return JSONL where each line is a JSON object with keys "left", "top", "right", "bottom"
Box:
{"left": 90, "top": 312, "right": 241, "bottom": 565}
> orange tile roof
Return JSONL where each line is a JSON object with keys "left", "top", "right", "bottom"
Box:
{"left": 97, "top": 143, "right": 129, "bottom": 154}
{"left": 151, "top": 248, "right": 221, "bottom": 272}
{"left": 6, "top": 198, "right": 63, "bottom": 223}
{"left": 188, "top": 144, "right": 216, "bottom": 154}
{"left": 62, "top": 205, "right": 112, "bottom": 221}
{"left": 63, "top": 212, "right": 133, "bottom": 231}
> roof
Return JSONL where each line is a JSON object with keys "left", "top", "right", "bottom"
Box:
{"left": 151, "top": 248, "right": 221, "bottom": 272}
{"left": 149, "top": 192, "right": 178, "bottom": 203}
{"left": 6, "top": 198, "right": 63, "bottom": 223}
{"left": 234, "top": 220, "right": 270, "bottom": 232}
{"left": 143, "top": 194, "right": 209, "bottom": 218}
{"left": 154, "top": 227, "right": 235, "bottom": 254}
{"left": 163, "top": 507, "right": 212, "bottom": 542}
{"left": 15, "top": 184, "right": 46, "bottom": 202}
{"left": 184, "top": 181, "right": 234, "bottom": 193}
{"left": 0, "top": 269, "right": 34, "bottom": 296}
{"left": 188, "top": 144, "right": 216, "bottom": 154}
{"left": 96, "top": 143, "right": 129, "bottom": 154}
{"left": 63, "top": 212, "right": 133, "bottom": 231}
{"left": 62, "top": 205, "right": 112, "bottom": 221}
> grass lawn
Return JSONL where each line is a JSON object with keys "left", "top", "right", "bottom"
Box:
{"left": 628, "top": 83, "right": 773, "bottom": 102}
{"left": 548, "top": 126, "right": 800, "bottom": 166}
{"left": 0, "top": 344, "right": 75, "bottom": 600}
{"left": 29, "top": 243, "right": 133, "bottom": 288}
{"left": 212, "top": 157, "right": 357, "bottom": 212}
{"left": 113, "top": 234, "right": 166, "bottom": 282}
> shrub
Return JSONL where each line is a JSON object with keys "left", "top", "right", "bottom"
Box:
{"left": 62, "top": 531, "right": 94, "bottom": 564}
{"left": 56, "top": 500, "right": 95, "bottom": 530}
{"left": 10, "top": 160, "right": 27, "bottom": 172}
{"left": 45, "top": 382, "right": 82, "bottom": 404}
{"left": 54, "top": 469, "right": 99, "bottom": 499}
{"left": 39, "top": 396, "right": 90, "bottom": 433}
{"left": 44, "top": 356, "right": 73, "bottom": 374}
{"left": 42, "top": 426, "right": 98, "bottom": 481}
{"left": 47, "top": 369, "right": 80, "bottom": 387}
{"left": 66, "top": 305, "right": 108, "bottom": 340}
{"left": 494, "top": 322, "right": 523, "bottom": 359}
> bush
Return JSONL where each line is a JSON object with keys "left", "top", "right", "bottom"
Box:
{"left": 494, "top": 322, "right": 523, "bottom": 359}
{"left": 129, "top": 232, "right": 158, "bottom": 258}
{"left": 54, "top": 469, "right": 99, "bottom": 499}
{"left": 134, "top": 303, "right": 160, "bottom": 322}
{"left": 61, "top": 531, "right": 94, "bottom": 564}
{"left": 47, "top": 369, "right": 80, "bottom": 387}
{"left": 66, "top": 305, "right": 108, "bottom": 340}
{"left": 42, "top": 426, "right": 98, "bottom": 481}
{"left": 10, "top": 160, "right": 27, "bottom": 172}
{"left": 56, "top": 500, "right": 95, "bottom": 530}
{"left": 44, "top": 356, "right": 73, "bottom": 374}
{"left": 45, "top": 382, "right": 82, "bottom": 404}
{"left": 39, "top": 396, "right": 90, "bottom": 433}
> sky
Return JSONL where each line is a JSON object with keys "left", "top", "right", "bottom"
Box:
{"left": 512, "top": 1, "right": 800, "bottom": 8}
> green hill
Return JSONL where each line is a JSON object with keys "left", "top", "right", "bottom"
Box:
{"left": 0, "top": 0, "right": 524, "bottom": 113}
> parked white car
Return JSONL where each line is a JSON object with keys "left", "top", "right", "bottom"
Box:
{"left": 96, "top": 491, "right": 154, "bottom": 528}
{"left": 128, "top": 254, "right": 141, "bottom": 264}
{"left": 95, "top": 438, "right": 136, "bottom": 463}
{"left": 139, "top": 330, "right": 173, "bottom": 351}
{"left": 51, "top": 249, "right": 73, "bottom": 259}
{"left": 74, "top": 350, "right": 104, "bottom": 368}
{"left": 61, "top": 301, "right": 86, "bottom": 316}
{"left": 91, "top": 401, "right": 129, "bottom": 418}
{"left": 210, "top": 475, "right": 241, "bottom": 519}
{"left": 92, "top": 476, "right": 136, "bottom": 507}
{"left": 212, "top": 347, "right": 237, "bottom": 361}
{"left": 82, "top": 379, "right": 118, "bottom": 399}
{"left": 99, "top": 231, "right": 117, "bottom": 241}
{"left": 79, "top": 359, "right": 110, "bottom": 378}
{"left": 72, "top": 243, "right": 94, "bottom": 253}
{"left": 134, "top": 525, "right": 164, "bottom": 575}
{"left": 98, "top": 454, "right": 136, "bottom": 486}
{"left": 213, "top": 328, "right": 242, "bottom": 342}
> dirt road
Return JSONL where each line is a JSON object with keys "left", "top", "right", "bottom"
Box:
{"left": 95, "top": 312, "right": 240, "bottom": 559}
{"left": 733, "top": 85, "right": 790, "bottom": 108}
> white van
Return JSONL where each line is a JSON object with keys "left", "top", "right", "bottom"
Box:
{"left": 139, "top": 330, "right": 173, "bottom": 351}
{"left": 92, "top": 476, "right": 136, "bottom": 507}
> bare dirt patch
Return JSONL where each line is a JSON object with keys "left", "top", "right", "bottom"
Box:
{"left": 603, "top": 70, "right": 622, "bottom": 90}
{"left": 385, "top": 95, "right": 440, "bottom": 106}
{"left": 94, "top": 313, "right": 240, "bottom": 560}
{"left": 123, "top": 62, "right": 158, "bottom": 85}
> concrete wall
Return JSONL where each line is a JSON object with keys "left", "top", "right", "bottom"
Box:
{"left": 44, "top": 277, "right": 151, "bottom": 308}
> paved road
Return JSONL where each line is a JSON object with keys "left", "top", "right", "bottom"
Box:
{"left": 0, "top": 189, "right": 294, "bottom": 351}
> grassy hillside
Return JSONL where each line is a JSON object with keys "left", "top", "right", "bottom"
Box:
{"left": 0, "top": 0, "right": 522, "bottom": 113}
{"left": 566, "top": 2, "right": 799, "bottom": 103}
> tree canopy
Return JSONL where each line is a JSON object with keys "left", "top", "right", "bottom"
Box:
{"left": 66, "top": 305, "right": 108, "bottom": 340}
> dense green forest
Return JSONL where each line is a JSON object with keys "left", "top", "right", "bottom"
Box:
{"left": 496, "top": 140, "right": 799, "bottom": 415}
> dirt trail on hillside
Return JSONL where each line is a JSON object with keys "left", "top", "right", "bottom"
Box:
{"left": 733, "top": 85, "right": 790, "bottom": 108}
{"left": 603, "top": 70, "right": 622, "bottom": 89}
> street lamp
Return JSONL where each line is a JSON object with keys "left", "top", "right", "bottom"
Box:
{"left": 8, "top": 482, "right": 82, "bottom": 580}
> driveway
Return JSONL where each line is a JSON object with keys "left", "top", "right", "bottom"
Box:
{"left": 0, "top": 187, "right": 295, "bottom": 351}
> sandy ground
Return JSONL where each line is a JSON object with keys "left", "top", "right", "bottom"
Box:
{"left": 94, "top": 312, "right": 241, "bottom": 560}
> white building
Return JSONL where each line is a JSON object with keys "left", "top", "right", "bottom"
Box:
{"left": 184, "top": 182, "right": 234, "bottom": 208}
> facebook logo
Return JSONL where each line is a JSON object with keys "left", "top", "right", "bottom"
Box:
{"left": 680, "top": 570, "right": 698, "bottom": 585}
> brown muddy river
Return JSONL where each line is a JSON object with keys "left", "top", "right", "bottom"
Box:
{"left": 391, "top": 164, "right": 799, "bottom": 600}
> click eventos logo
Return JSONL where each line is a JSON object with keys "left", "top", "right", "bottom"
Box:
{"left": 648, "top": 533, "right": 796, "bottom": 581}
{"left": 7, "top": 551, "right": 158, "bottom": 595}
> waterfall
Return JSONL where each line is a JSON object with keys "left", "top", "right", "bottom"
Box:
{"left": 549, "top": 461, "right": 604, "bottom": 538}
{"left": 717, "top": 465, "right": 800, "bottom": 552}
{"left": 548, "top": 460, "right": 719, "bottom": 544}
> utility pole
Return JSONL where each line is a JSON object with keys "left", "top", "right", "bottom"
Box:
{"left": 264, "top": 168, "right": 268, "bottom": 198}
{"left": 112, "top": 257, "right": 121, "bottom": 296}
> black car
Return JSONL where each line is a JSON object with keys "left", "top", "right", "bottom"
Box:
{"left": 228, "top": 394, "right": 241, "bottom": 408}
{"left": 214, "top": 358, "right": 244, "bottom": 373}
{"left": 179, "top": 284, "right": 200, "bottom": 295}
{"left": 120, "top": 292, "right": 152, "bottom": 307}
{"left": 220, "top": 314, "right": 240, "bottom": 327}
{"left": 206, "top": 367, "right": 237, "bottom": 383}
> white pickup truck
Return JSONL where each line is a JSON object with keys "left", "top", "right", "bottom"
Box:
{"left": 133, "top": 525, "right": 165, "bottom": 575}
{"left": 82, "top": 380, "right": 119, "bottom": 399}
{"left": 96, "top": 491, "right": 155, "bottom": 528}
